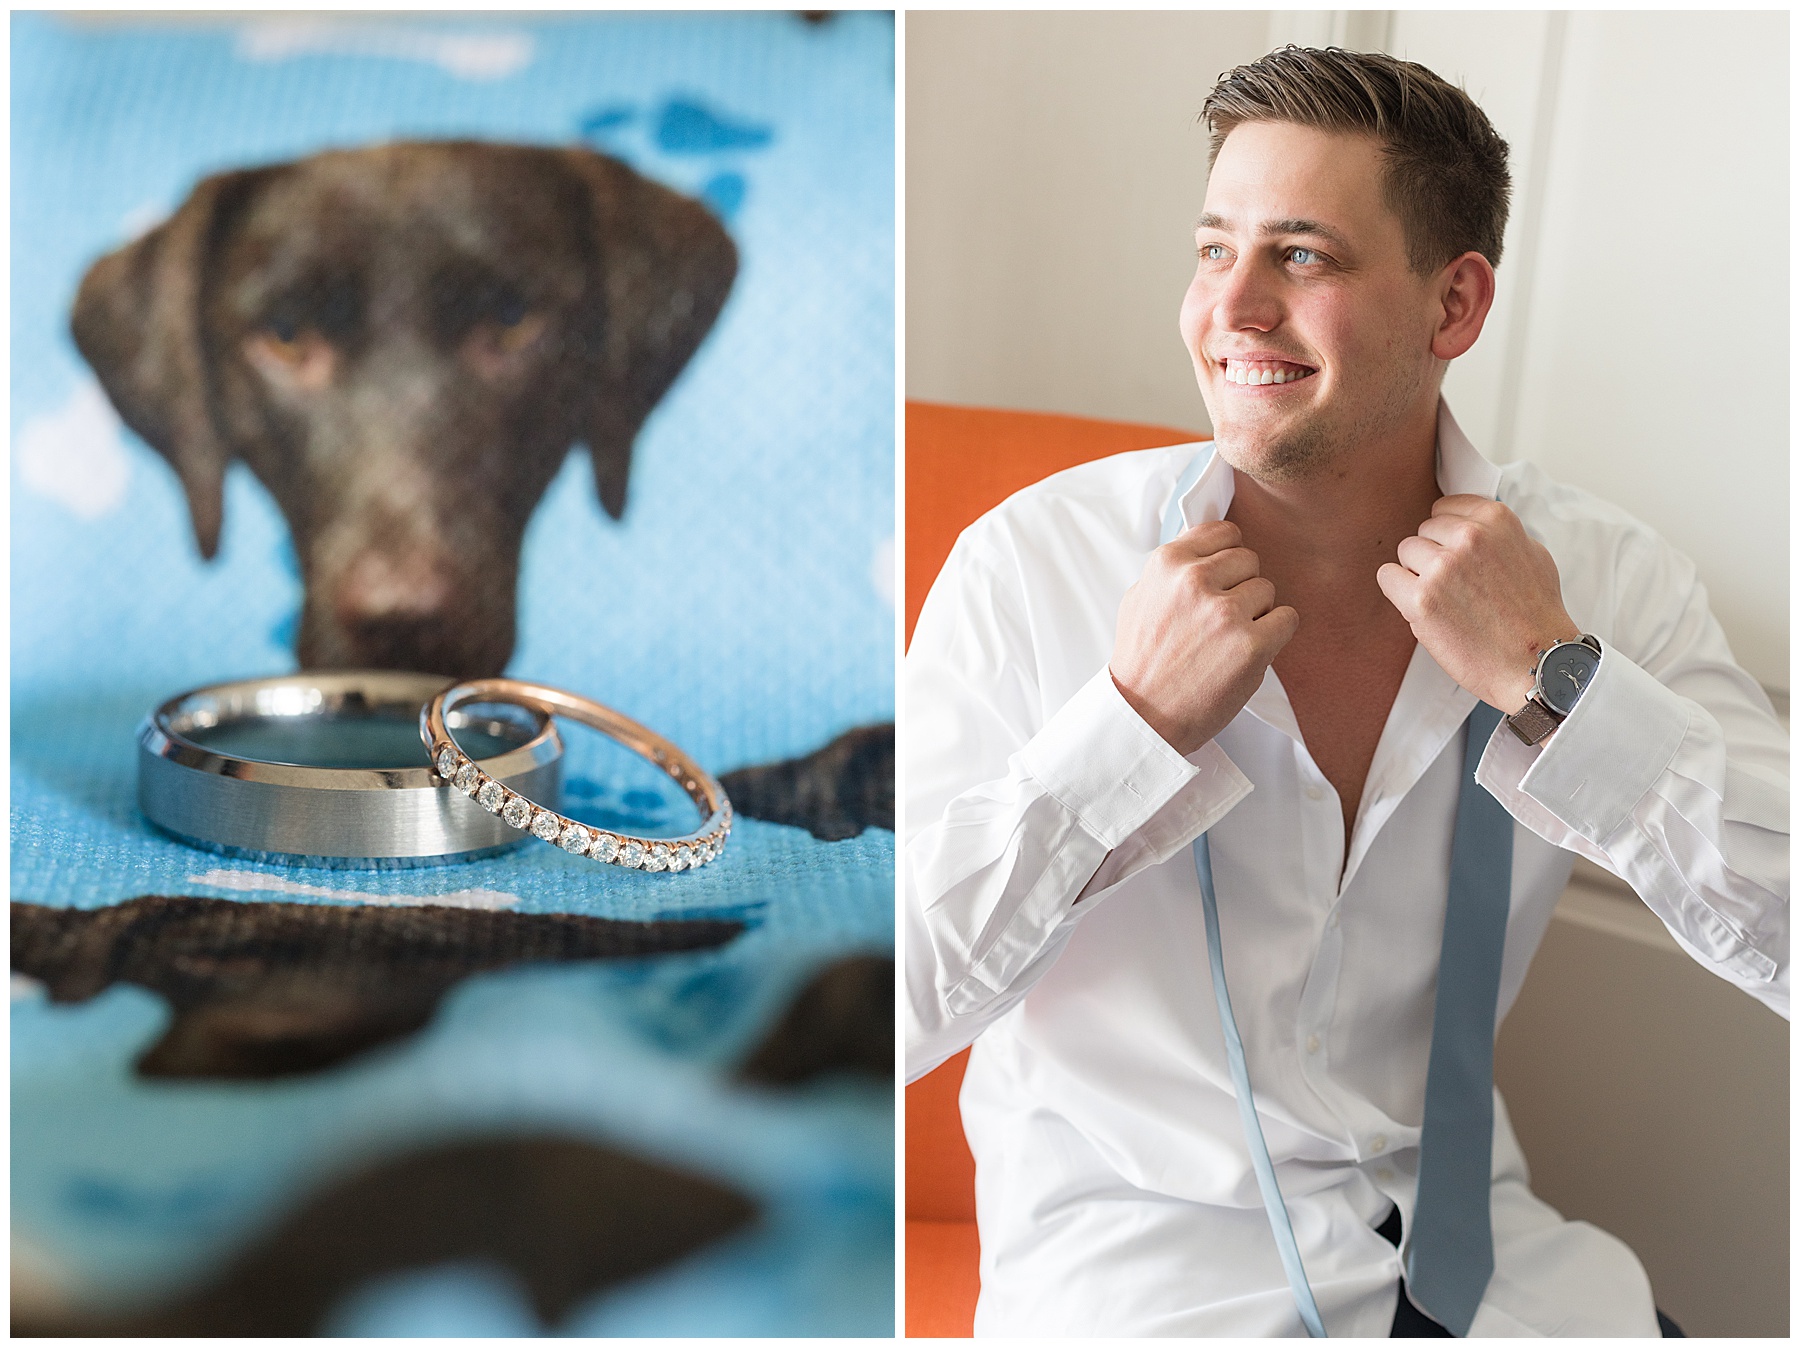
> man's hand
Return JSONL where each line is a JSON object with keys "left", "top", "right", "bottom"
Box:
{"left": 1110, "top": 521, "right": 1299, "bottom": 757}
{"left": 1376, "top": 495, "right": 1576, "bottom": 713}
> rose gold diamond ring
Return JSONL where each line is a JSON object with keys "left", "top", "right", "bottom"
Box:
{"left": 421, "top": 678, "right": 731, "bottom": 873}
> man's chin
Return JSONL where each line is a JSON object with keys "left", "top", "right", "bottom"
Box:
{"left": 1211, "top": 421, "right": 1332, "bottom": 486}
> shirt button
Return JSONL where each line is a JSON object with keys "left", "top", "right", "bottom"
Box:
{"left": 1305, "top": 1034, "right": 1320, "bottom": 1054}
{"left": 1370, "top": 1134, "right": 1388, "bottom": 1155}
{"left": 1378, "top": 1167, "right": 1396, "bottom": 1184}
{"left": 1305, "top": 784, "right": 1324, "bottom": 801}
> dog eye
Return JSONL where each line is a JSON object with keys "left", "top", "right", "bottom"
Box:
{"left": 258, "top": 276, "right": 359, "bottom": 348}
{"left": 493, "top": 292, "right": 528, "bottom": 329}
{"left": 427, "top": 270, "right": 534, "bottom": 347}
{"left": 315, "top": 279, "right": 361, "bottom": 339}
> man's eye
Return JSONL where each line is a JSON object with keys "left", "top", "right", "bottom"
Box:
{"left": 1198, "top": 244, "right": 1228, "bottom": 262}
{"left": 1288, "top": 247, "right": 1320, "bottom": 265}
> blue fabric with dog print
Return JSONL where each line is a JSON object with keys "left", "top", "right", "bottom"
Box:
{"left": 11, "top": 12, "right": 894, "bottom": 1336}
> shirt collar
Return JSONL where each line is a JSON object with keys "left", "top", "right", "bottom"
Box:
{"left": 1173, "top": 395, "right": 1502, "bottom": 534}
{"left": 1433, "top": 398, "right": 1502, "bottom": 500}
{"left": 1170, "top": 435, "right": 1236, "bottom": 530}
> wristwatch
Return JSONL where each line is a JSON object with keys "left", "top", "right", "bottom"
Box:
{"left": 1506, "top": 635, "right": 1602, "bottom": 745}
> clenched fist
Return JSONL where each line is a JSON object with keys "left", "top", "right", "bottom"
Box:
{"left": 1110, "top": 520, "right": 1299, "bottom": 756}
{"left": 1376, "top": 495, "right": 1577, "bottom": 713}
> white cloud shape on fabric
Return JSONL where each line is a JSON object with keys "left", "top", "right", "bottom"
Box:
{"left": 118, "top": 200, "right": 169, "bottom": 243}
{"left": 17, "top": 378, "right": 131, "bottom": 521}
{"left": 188, "top": 868, "right": 522, "bottom": 910}
{"left": 873, "top": 535, "right": 895, "bottom": 609}
{"left": 237, "top": 19, "right": 534, "bottom": 81}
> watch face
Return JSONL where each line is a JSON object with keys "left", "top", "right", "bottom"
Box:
{"left": 1539, "top": 642, "right": 1600, "bottom": 717}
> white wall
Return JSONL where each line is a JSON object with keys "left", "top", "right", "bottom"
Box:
{"left": 906, "top": 9, "right": 1788, "bottom": 691}
{"left": 1398, "top": 10, "right": 1789, "bottom": 693}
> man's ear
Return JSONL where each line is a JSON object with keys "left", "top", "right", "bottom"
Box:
{"left": 1430, "top": 251, "right": 1497, "bottom": 363}
{"left": 70, "top": 168, "right": 270, "bottom": 560}
{"left": 559, "top": 149, "right": 738, "bottom": 521}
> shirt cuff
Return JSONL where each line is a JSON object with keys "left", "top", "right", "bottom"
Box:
{"left": 1017, "top": 665, "right": 1247, "bottom": 850}
{"left": 1485, "top": 644, "right": 1690, "bottom": 845}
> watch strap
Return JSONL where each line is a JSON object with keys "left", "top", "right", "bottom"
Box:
{"left": 1506, "top": 697, "right": 1561, "bottom": 746}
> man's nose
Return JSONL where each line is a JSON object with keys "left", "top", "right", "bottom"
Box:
{"left": 1212, "top": 257, "right": 1282, "bottom": 333}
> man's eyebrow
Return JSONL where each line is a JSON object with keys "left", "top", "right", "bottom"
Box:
{"left": 1195, "top": 213, "right": 1352, "bottom": 252}
{"left": 1263, "top": 218, "right": 1352, "bottom": 250}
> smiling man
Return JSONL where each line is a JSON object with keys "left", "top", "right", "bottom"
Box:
{"left": 905, "top": 46, "right": 1787, "bottom": 1338}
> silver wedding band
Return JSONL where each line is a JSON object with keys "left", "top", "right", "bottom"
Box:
{"left": 138, "top": 671, "right": 563, "bottom": 867}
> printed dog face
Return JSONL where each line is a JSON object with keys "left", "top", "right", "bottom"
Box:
{"left": 72, "top": 141, "right": 736, "bottom": 676}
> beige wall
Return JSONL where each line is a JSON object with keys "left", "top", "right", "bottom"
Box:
{"left": 906, "top": 10, "right": 1260, "bottom": 431}
{"left": 906, "top": 9, "right": 1788, "bottom": 691}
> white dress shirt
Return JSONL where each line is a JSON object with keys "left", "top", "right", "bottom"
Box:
{"left": 904, "top": 401, "right": 1788, "bottom": 1337}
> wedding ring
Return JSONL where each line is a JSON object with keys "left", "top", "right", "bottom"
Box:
{"left": 139, "top": 671, "right": 563, "bottom": 866}
{"left": 422, "top": 678, "right": 731, "bottom": 873}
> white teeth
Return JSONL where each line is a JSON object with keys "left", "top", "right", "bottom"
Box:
{"left": 1224, "top": 360, "right": 1311, "bottom": 386}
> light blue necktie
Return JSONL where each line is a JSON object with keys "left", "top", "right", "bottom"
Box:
{"left": 1163, "top": 450, "right": 1512, "bottom": 1337}
{"left": 1402, "top": 695, "right": 1511, "bottom": 1335}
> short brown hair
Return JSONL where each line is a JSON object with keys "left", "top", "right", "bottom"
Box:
{"left": 1202, "top": 45, "right": 1512, "bottom": 274}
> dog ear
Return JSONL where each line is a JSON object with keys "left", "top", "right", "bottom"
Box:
{"left": 69, "top": 168, "right": 268, "bottom": 560}
{"left": 560, "top": 150, "right": 738, "bottom": 520}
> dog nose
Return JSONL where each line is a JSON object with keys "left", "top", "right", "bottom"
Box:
{"left": 332, "top": 550, "right": 455, "bottom": 627}
{"left": 305, "top": 547, "right": 513, "bottom": 677}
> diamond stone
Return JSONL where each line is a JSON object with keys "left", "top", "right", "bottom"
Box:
{"left": 435, "top": 745, "right": 460, "bottom": 778}
{"left": 619, "top": 840, "right": 646, "bottom": 868}
{"left": 531, "top": 810, "right": 562, "bottom": 842}
{"left": 644, "top": 844, "right": 670, "bottom": 873}
{"left": 477, "top": 780, "right": 507, "bottom": 813}
{"left": 558, "top": 824, "right": 590, "bottom": 854}
{"left": 590, "top": 833, "right": 619, "bottom": 863}
{"left": 502, "top": 796, "right": 532, "bottom": 829}
{"left": 670, "top": 844, "right": 692, "bottom": 872}
{"left": 454, "top": 763, "right": 481, "bottom": 794}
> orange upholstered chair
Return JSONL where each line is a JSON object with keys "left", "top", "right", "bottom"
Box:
{"left": 903, "top": 400, "right": 1204, "bottom": 1337}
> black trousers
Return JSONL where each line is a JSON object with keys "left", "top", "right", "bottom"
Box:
{"left": 1373, "top": 1205, "right": 1684, "bottom": 1337}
